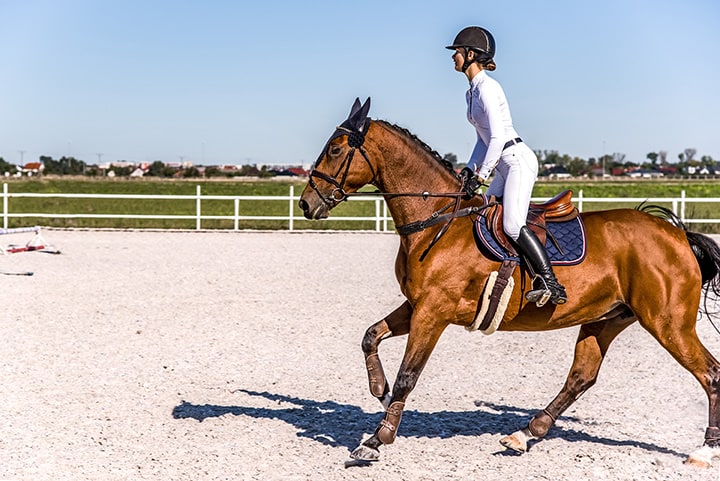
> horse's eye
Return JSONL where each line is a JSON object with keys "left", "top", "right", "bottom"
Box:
{"left": 329, "top": 145, "right": 343, "bottom": 156}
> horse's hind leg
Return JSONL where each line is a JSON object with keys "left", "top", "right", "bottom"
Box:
{"left": 637, "top": 311, "right": 720, "bottom": 467}
{"left": 501, "top": 313, "right": 636, "bottom": 453}
{"left": 362, "top": 301, "right": 412, "bottom": 409}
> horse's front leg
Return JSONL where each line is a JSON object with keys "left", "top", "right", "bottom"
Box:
{"left": 362, "top": 301, "right": 412, "bottom": 409}
{"left": 352, "top": 315, "right": 447, "bottom": 461}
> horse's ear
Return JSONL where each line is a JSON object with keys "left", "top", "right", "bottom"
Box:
{"left": 345, "top": 97, "right": 371, "bottom": 132}
{"left": 348, "top": 98, "right": 362, "bottom": 119}
{"left": 357, "top": 97, "right": 371, "bottom": 132}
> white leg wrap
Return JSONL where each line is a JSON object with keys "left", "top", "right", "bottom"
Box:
{"left": 379, "top": 392, "right": 392, "bottom": 410}
{"left": 686, "top": 445, "right": 720, "bottom": 467}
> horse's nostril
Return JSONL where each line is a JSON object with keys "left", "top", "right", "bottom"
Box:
{"left": 298, "top": 199, "right": 309, "bottom": 212}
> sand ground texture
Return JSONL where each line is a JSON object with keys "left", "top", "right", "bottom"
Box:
{"left": 1, "top": 230, "right": 720, "bottom": 481}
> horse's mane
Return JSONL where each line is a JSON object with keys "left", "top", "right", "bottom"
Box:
{"left": 374, "top": 119, "right": 456, "bottom": 174}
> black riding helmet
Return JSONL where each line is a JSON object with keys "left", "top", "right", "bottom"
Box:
{"left": 446, "top": 26, "right": 495, "bottom": 71}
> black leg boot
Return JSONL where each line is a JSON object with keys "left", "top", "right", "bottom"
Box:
{"left": 515, "top": 226, "right": 567, "bottom": 306}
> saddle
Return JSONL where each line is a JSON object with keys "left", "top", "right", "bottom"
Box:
{"left": 470, "top": 190, "right": 585, "bottom": 333}
{"left": 486, "top": 190, "right": 578, "bottom": 257}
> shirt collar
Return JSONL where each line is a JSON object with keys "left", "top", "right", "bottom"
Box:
{"left": 469, "top": 70, "right": 487, "bottom": 89}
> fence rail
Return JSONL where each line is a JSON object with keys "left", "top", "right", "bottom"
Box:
{"left": 3, "top": 183, "right": 720, "bottom": 231}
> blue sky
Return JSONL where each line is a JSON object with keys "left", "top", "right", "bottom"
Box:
{"left": 1, "top": 0, "right": 718, "bottom": 168}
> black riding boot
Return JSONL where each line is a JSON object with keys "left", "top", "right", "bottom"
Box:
{"left": 515, "top": 226, "right": 567, "bottom": 306}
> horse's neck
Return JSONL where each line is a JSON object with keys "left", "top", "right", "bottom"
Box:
{"left": 370, "top": 125, "right": 459, "bottom": 227}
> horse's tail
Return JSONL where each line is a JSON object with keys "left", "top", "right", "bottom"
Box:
{"left": 686, "top": 231, "right": 720, "bottom": 296}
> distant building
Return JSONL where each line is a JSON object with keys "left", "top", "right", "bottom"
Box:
{"left": 626, "top": 169, "right": 664, "bottom": 178}
{"left": 539, "top": 165, "right": 571, "bottom": 179}
{"left": 271, "top": 167, "right": 309, "bottom": 177}
{"left": 21, "top": 162, "right": 44, "bottom": 176}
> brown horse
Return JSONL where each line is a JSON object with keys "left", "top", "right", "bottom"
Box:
{"left": 298, "top": 98, "right": 720, "bottom": 467}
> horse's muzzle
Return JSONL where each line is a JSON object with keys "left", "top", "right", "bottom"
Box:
{"left": 298, "top": 198, "right": 329, "bottom": 220}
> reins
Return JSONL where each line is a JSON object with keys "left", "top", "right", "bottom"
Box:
{"left": 308, "top": 123, "right": 493, "bottom": 261}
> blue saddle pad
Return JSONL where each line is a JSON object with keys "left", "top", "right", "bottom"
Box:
{"left": 475, "top": 215, "right": 587, "bottom": 266}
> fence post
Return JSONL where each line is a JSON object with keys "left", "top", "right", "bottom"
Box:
{"left": 375, "top": 198, "right": 381, "bottom": 231}
{"left": 196, "top": 185, "right": 201, "bottom": 230}
{"left": 680, "top": 190, "right": 686, "bottom": 223}
{"left": 289, "top": 185, "right": 295, "bottom": 231}
{"left": 578, "top": 190, "right": 584, "bottom": 212}
{"left": 2, "top": 183, "right": 7, "bottom": 230}
{"left": 234, "top": 198, "right": 239, "bottom": 231}
{"left": 383, "top": 199, "right": 388, "bottom": 232}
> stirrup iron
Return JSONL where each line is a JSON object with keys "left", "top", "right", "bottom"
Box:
{"left": 525, "top": 276, "right": 551, "bottom": 307}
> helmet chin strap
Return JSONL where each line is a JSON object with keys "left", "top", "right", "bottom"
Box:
{"left": 461, "top": 48, "right": 475, "bottom": 72}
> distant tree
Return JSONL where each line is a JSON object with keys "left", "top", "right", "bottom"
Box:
{"left": 147, "top": 161, "right": 165, "bottom": 177}
{"left": 60, "top": 156, "right": 85, "bottom": 175}
{"left": 700, "top": 155, "right": 716, "bottom": 167}
{"left": 258, "top": 165, "right": 273, "bottom": 178}
{"left": 658, "top": 150, "right": 668, "bottom": 165}
{"left": 0, "top": 157, "right": 17, "bottom": 175}
{"left": 646, "top": 152, "right": 658, "bottom": 166}
{"left": 40, "top": 155, "right": 58, "bottom": 174}
{"left": 147, "top": 160, "right": 176, "bottom": 177}
{"left": 41, "top": 155, "right": 86, "bottom": 175}
{"left": 566, "top": 157, "right": 587, "bottom": 177}
{"left": 204, "top": 166, "right": 222, "bottom": 177}
{"left": 239, "top": 164, "right": 260, "bottom": 176}
{"left": 108, "top": 165, "right": 133, "bottom": 177}
{"left": 543, "top": 150, "right": 564, "bottom": 166}
{"left": 84, "top": 166, "right": 102, "bottom": 177}
{"left": 182, "top": 166, "right": 200, "bottom": 178}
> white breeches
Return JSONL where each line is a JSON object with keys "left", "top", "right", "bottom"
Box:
{"left": 485, "top": 144, "right": 538, "bottom": 240}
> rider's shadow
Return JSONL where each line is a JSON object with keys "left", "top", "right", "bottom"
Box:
{"left": 171, "top": 389, "right": 685, "bottom": 458}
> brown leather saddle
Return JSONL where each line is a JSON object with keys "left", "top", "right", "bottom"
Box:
{"left": 486, "top": 190, "right": 579, "bottom": 257}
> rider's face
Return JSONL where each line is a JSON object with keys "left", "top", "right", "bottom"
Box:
{"left": 452, "top": 48, "right": 465, "bottom": 72}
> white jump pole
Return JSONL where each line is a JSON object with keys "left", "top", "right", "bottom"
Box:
{"left": 0, "top": 226, "right": 40, "bottom": 236}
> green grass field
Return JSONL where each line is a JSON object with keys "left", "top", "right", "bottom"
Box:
{"left": 2, "top": 177, "right": 719, "bottom": 232}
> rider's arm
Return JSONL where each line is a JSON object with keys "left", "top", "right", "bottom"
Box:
{"left": 476, "top": 84, "right": 505, "bottom": 180}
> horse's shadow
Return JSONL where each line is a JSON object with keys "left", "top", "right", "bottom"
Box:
{"left": 172, "top": 389, "right": 685, "bottom": 458}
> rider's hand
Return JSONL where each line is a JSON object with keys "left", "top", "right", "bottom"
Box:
{"left": 459, "top": 168, "right": 482, "bottom": 200}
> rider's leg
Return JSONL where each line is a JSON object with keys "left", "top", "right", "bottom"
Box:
{"left": 500, "top": 146, "right": 567, "bottom": 305}
{"left": 515, "top": 226, "right": 567, "bottom": 305}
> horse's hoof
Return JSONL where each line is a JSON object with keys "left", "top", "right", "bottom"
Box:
{"left": 499, "top": 434, "right": 526, "bottom": 453}
{"left": 500, "top": 428, "right": 535, "bottom": 453}
{"left": 350, "top": 444, "right": 380, "bottom": 461}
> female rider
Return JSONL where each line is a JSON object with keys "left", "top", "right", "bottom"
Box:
{"left": 448, "top": 26, "right": 567, "bottom": 305}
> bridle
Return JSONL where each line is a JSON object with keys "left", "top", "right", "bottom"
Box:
{"left": 307, "top": 122, "right": 494, "bottom": 261}
{"left": 306, "top": 125, "right": 376, "bottom": 208}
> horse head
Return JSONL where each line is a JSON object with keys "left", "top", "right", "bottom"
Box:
{"left": 299, "top": 97, "right": 377, "bottom": 220}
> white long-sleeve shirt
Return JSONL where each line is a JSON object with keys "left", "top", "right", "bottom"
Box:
{"left": 465, "top": 70, "right": 520, "bottom": 180}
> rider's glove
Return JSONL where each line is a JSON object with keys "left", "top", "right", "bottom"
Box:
{"left": 459, "top": 167, "right": 482, "bottom": 200}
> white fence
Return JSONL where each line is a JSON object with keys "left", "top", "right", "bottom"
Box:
{"left": 2, "top": 183, "right": 720, "bottom": 231}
